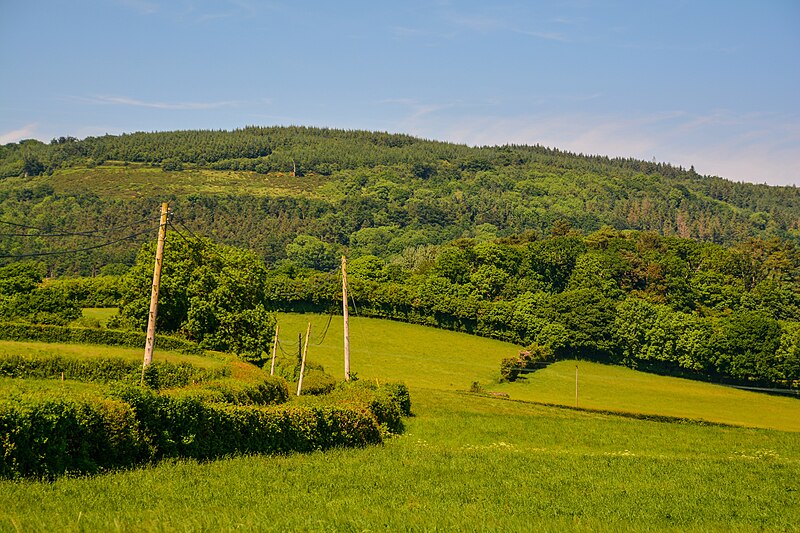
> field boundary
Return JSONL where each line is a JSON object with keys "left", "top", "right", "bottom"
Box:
{"left": 460, "top": 390, "right": 757, "bottom": 431}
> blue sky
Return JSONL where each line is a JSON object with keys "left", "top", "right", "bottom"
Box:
{"left": 1, "top": 1, "right": 798, "bottom": 186}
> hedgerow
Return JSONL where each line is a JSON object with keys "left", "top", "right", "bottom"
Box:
{"left": 0, "top": 380, "right": 409, "bottom": 479}
{"left": 0, "top": 396, "right": 150, "bottom": 479}
{"left": 0, "top": 322, "right": 201, "bottom": 353}
{"left": 166, "top": 377, "right": 290, "bottom": 406}
{"left": 0, "top": 354, "right": 227, "bottom": 389}
{"left": 301, "top": 381, "right": 412, "bottom": 436}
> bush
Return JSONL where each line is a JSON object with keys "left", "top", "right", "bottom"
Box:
{"left": 306, "top": 381, "right": 412, "bottom": 435}
{"left": 110, "top": 385, "right": 382, "bottom": 460}
{"left": 500, "top": 343, "right": 555, "bottom": 382}
{"left": 168, "top": 376, "right": 290, "bottom": 406}
{"left": 300, "top": 369, "right": 337, "bottom": 395}
{"left": 0, "top": 396, "right": 150, "bottom": 479}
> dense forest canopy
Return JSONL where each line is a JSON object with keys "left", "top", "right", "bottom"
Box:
{"left": 1, "top": 127, "right": 798, "bottom": 276}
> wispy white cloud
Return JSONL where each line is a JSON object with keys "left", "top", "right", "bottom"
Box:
{"left": 398, "top": 109, "right": 800, "bottom": 186}
{"left": 117, "top": 0, "right": 160, "bottom": 15}
{"left": 0, "top": 123, "right": 39, "bottom": 144}
{"left": 77, "top": 95, "right": 241, "bottom": 110}
{"left": 118, "top": 0, "right": 270, "bottom": 23}
{"left": 513, "top": 29, "right": 569, "bottom": 42}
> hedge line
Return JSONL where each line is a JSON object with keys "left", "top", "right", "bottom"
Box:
{"left": 166, "top": 377, "right": 290, "bottom": 406}
{"left": 0, "top": 322, "right": 201, "bottom": 353}
{"left": 0, "top": 354, "right": 227, "bottom": 390}
{"left": 301, "top": 381, "right": 412, "bottom": 436}
{"left": 0, "top": 383, "right": 399, "bottom": 479}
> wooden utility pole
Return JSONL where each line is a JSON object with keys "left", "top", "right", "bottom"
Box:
{"left": 142, "top": 202, "right": 169, "bottom": 382}
{"left": 342, "top": 255, "right": 350, "bottom": 381}
{"left": 296, "top": 322, "right": 311, "bottom": 396}
{"left": 270, "top": 323, "right": 279, "bottom": 376}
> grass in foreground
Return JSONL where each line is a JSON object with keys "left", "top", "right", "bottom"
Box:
{"left": 1, "top": 388, "right": 797, "bottom": 532}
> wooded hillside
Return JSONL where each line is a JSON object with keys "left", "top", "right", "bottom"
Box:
{"left": 1, "top": 127, "right": 798, "bottom": 275}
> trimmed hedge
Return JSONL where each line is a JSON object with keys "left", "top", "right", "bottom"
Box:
{"left": 0, "top": 322, "right": 201, "bottom": 353}
{"left": 0, "top": 381, "right": 410, "bottom": 479}
{"left": 0, "top": 354, "right": 227, "bottom": 389}
{"left": 166, "top": 377, "right": 290, "bottom": 406}
{"left": 303, "top": 381, "right": 412, "bottom": 435}
{"left": 0, "top": 396, "right": 150, "bottom": 479}
{"left": 114, "top": 386, "right": 382, "bottom": 461}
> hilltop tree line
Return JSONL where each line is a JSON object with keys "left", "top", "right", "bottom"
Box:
{"left": 1, "top": 128, "right": 799, "bottom": 276}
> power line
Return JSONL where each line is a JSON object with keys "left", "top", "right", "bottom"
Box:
{"left": 0, "top": 226, "right": 157, "bottom": 259}
{"left": 313, "top": 311, "right": 335, "bottom": 345}
{"left": 0, "top": 215, "right": 161, "bottom": 237}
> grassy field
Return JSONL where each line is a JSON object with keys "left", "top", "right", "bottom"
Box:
{"left": 0, "top": 339, "right": 229, "bottom": 371}
{"left": 78, "top": 308, "right": 119, "bottom": 327}
{"left": 278, "top": 313, "right": 799, "bottom": 432}
{"left": 491, "top": 361, "right": 800, "bottom": 432}
{"left": 276, "top": 312, "right": 518, "bottom": 390}
{"left": 1, "top": 388, "right": 797, "bottom": 532}
{"left": 0, "top": 164, "right": 328, "bottom": 199}
{"left": 2, "top": 313, "right": 799, "bottom": 531}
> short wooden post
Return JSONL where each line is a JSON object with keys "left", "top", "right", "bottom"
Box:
{"left": 296, "top": 322, "right": 311, "bottom": 396}
{"left": 270, "top": 324, "right": 279, "bottom": 376}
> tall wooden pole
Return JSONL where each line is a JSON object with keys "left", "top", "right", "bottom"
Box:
{"left": 575, "top": 365, "right": 579, "bottom": 408}
{"left": 296, "top": 322, "right": 311, "bottom": 396}
{"left": 142, "top": 202, "right": 169, "bottom": 381}
{"left": 270, "top": 323, "right": 279, "bottom": 376}
{"left": 342, "top": 255, "right": 350, "bottom": 381}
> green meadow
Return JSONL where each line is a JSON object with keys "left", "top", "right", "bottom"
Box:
{"left": 1, "top": 312, "right": 799, "bottom": 531}
{"left": 2, "top": 164, "right": 329, "bottom": 199}
{"left": 278, "top": 312, "right": 800, "bottom": 432}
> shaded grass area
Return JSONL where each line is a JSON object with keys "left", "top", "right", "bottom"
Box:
{"left": 1, "top": 388, "right": 797, "bottom": 532}
{"left": 77, "top": 308, "right": 118, "bottom": 327}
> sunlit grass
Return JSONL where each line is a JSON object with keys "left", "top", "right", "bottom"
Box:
{"left": 78, "top": 307, "right": 118, "bottom": 327}
{"left": 276, "top": 312, "right": 518, "bottom": 389}
{"left": 490, "top": 360, "right": 800, "bottom": 432}
{"left": 9, "top": 165, "right": 330, "bottom": 199}
{"left": 3, "top": 313, "right": 799, "bottom": 531}
{"left": 0, "top": 340, "right": 230, "bottom": 371}
{"left": 1, "top": 388, "right": 797, "bottom": 532}
{"left": 279, "top": 313, "right": 800, "bottom": 432}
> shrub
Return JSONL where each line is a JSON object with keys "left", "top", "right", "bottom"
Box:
{"left": 300, "top": 369, "right": 337, "bottom": 396}
{"left": 500, "top": 343, "right": 554, "bottom": 382}
{"left": 0, "top": 396, "right": 150, "bottom": 479}
{"left": 306, "top": 381, "right": 412, "bottom": 435}
{"left": 168, "top": 376, "right": 290, "bottom": 406}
